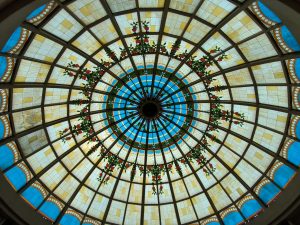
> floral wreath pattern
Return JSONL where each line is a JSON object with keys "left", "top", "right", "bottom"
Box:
{"left": 59, "top": 21, "right": 245, "bottom": 195}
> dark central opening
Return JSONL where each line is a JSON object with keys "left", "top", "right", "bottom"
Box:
{"left": 142, "top": 102, "right": 159, "bottom": 119}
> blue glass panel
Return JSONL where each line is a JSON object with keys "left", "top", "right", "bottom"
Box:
{"left": 287, "top": 141, "right": 300, "bottom": 166}
{"left": 5, "top": 166, "right": 27, "bottom": 190}
{"left": 207, "top": 222, "right": 220, "bottom": 225}
{"left": 281, "top": 26, "right": 300, "bottom": 51}
{"left": 0, "top": 57, "right": 7, "bottom": 79}
{"left": 112, "top": 73, "right": 190, "bottom": 153}
{"left": 295, "top": 59, "right": 300, "bottom": 81}
{"left": 0, "top": 118, "right": 5, "bottom": 140}
{"left": 26, "top": 5, "right": 47, "bottom": 20}
{"left": 223, "top": 212, "right": 244, "bottom": 225}
{"left": 258, "top": 1, "right": 281, "bottom": 23}
{"left": 240, "top": 199, "right": 262, "bottom": 218}
{"left": 22, "top": 186, "right": 44, "bottom": 208}
{"left": 1, "top": 27, "right": 22, "bottom": 53}
{"left": 39, "top": 201, "right": 61, "bottom": 221}
{"left": 273, "top": 165, "right": 295, "bottom": 188}
{"left": 296, "top": 120, "right": 300, "bottom": 139}
{"left": 59, "top": 214, "right": 80, "bottom": 225}
{"left": 0, "top": 145, "right": 14, "bottom": 170}
{"left": 258, "top": 182, "right": 280, "bottom": 204}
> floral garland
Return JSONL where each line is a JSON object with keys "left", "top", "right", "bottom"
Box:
{"left": 59, "top": 21, "right": 245, "bottom": 195}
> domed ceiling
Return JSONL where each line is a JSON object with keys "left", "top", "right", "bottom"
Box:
{"left": 0, "top": 0, "right": 300, "bottom": 225}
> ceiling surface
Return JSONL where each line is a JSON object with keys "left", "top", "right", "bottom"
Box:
{"left": 0, "top": 0, "right": 300, "bottom": 225}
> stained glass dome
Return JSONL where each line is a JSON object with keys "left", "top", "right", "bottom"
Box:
{"left": 0, "top": 0, "right": 300, "bottom": 225}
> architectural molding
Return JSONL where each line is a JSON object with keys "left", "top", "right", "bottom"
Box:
{"left": 261, "top": 0, "right": 300, "bottom": 43}
{"left": 0, "top": 0, "right": 50, "bottom": 50}
{"left": 0, "top": 173, "right": 51, "bottom": 225}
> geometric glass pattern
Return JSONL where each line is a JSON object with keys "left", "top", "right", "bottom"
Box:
{"left": 0, "top": 1, "right": 300, "bottom": 225}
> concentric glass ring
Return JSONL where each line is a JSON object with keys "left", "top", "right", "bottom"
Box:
{"left": 104, "top": 69, "right": 195, "bottom": 152}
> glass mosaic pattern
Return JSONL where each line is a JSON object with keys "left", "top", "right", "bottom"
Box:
{"left": 0, "top": 0, "right": 300, "bottom": 225}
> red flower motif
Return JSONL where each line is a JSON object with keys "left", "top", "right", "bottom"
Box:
{"left": 86, "top": 70, "right": 91, "bottom": 74}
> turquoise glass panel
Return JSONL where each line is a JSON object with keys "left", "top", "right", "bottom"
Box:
{"left": 0, "top": 144, "right": 14, "bottom": 170}
{"left": 258, "top": 1, "right": 281, "bottom": 23}
{"left": 287, "top": 141, "right": 300, "bottom": 166}
{"left": 22, "top": 186, "right": 44, "bottom": 208}
{"left": 0, "top": 57, "right": 7, "bottom": 79}
{"left": 223, "top": 212, "right": 244, "bottom": 225}
{"left": 1, "top": 27, "right": 22, "bottom": 52}
{"left": 240, "top": 199, "right": 262, "bottom": 218}
{"left": 5, "top": 166, "right": 27, "bottom": 190}
{"left": 273, "top": 165, "right": 295, "bottom": 188}
{"left": 39, "top": 201, "right": 61, "bottom": 221}
{"left": 296, "top": 120, "right": 300, "bottom": 139}
{"left": 258, "top": 182, "right": 280, "bottom": 204}
{"left": 60, "top": 214, "right": 80, "bottom": 225}
{"left": 26, "top": 5, "right": 46, "bottom": 20}
{"left": 281, "top": 26, "right": 300, "bottom": 51}
{"left": 0, "top": 118, "right": 5, "bottom": 140}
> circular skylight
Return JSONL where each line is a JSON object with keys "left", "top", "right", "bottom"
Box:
{"left": 0, "top": 1, "right": 300, "bottom": 225}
